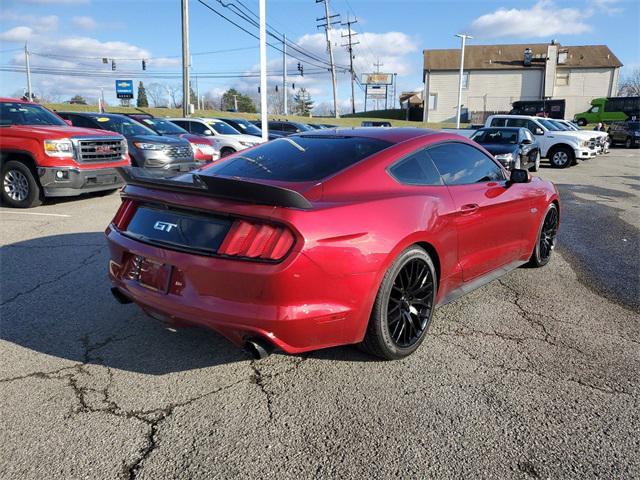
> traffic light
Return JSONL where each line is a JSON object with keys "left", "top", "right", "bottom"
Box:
{"left": 111, "top": 59, "right": 116, "bottom": 71}
{"left": 275, "top": 85, "right": 278, "bottom": 92}
{"left": 297, "top": 63, "right": 304, "bottom": 76}
{"left": 102, "top": 57, "right": 108, "bottom": 64}
{"left": 142, "top": 59, "right": 146, "bottom": 70}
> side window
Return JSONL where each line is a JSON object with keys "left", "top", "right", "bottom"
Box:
{"left": 389, "top": 149, "right": 443, "bottom": 186}
{"left": 505, "top": 118, "right": 526, "bottom": 128}
{"left": 171, "top": 120, "right": 189, "bottom": 132}
{"left": 490, "top": 117, "right": 507, "bottom": 127}
{"left": 189, "top": 122, "right": 209, "bottom": 135}
{"left": 283, "top": 123, "right": 299, "bottom": 132}
{"left": 526, "top": 120, "right": 542, "bottom": 135}
{"left": 427, "top": 143, "right": 505, "bottom": 186}
{"left": 268, "top": 122, "right": 281, "bottom": 130}
{"left": 73, "top": 116, "right": 99, "bottom": 129}
{"left": 590, "top": 106, "right": 600, "bottom": 113}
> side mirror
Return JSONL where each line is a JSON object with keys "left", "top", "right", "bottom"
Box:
{"left": 508, "top": 168, "right": 530, "bottom": 186}
{"left": 534, "top": 128, "right": 544, "bottom": 136}
{"left": 203, "top": 129, "right": 213, "bottom": 136}
{"left": 522, "top": 138, "right": 533, "bottom": 145}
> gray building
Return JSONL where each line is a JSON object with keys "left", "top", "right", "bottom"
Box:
{"left": 422, "top": 42, "right": 622, "bottom": 123}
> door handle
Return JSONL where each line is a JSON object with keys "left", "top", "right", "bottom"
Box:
{"left": 459, "top": 203, "right": 479, "bottom": 214}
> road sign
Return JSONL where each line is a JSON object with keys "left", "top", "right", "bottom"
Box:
{"left": 366, "top": 84, "right": 387, "bottom": 99}
{"left": 115, "top": 80, "right": 134, "bottom": 99}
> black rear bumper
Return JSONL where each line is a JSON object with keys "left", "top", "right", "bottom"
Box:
{"left": 38, "top": 167, "right": 123, "bottom": 197}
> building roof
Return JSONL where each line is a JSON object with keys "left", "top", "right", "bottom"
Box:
{"left": 423, "top": 43, "right": 622, "bottom": 71}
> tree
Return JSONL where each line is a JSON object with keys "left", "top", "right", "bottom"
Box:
{"left": 221, "top": 88, "right": 256, "bottom": 113}
{"left": 165, "top": 84, "right": 181, "bottom": 108}
{"left": 146, "top": 82, "right": 167, "bottom": 107}
{"left": 202, "top": 91, "right": 221, "bottom": 110}
{"left": 69, "top": 94, "right": 87, "bottom": 105}
{"left": 136, "top": 82, "right": 149, "bottom": 108}
{"left": 618, "top": 67, "right": 640, "bottom": 96}
{"left": 292, "top": 88, "right": 314, "bottom": 116}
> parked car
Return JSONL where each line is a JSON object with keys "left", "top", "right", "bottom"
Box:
{"left": 305, "top": 124, "right": 325, "bottom": 130}
{"left": 608, "top": 121, "right": 640, "bottom": 148}
{"left": 168, "top": 117, "right": 265, "bottom": 157}
{"left": 108, "top": 128, "right": 560, "bottom": 360}
{"left": 361, "top": 121, "right": 392, "bottom": 127}
{"left": 124, "top": 115, "right": 220, "bottom": 163}
{"left": 486, "top": 114, "right": 596, "bottom": 168}
{"left": 470, "top": 127, "right": 540, "bottom": 171}
{"left": 320, "top": 124, "right": 338, "bottom": 128}
{"left": 574, "top": 96, "right": 640, "bottom": 126}
{"left": 548, "top": 119, "right": 609, "bottom": 154}
{"left": 218, "top": 117, "right": 282, "bottom": 141}
{"left": 262, "top": 120, "right": 313, "bottom": 136}
{"left": 58, "top": 112, "right": 197, "bottom": 172}
{"left": 509, "top": 99, "right": 565, "bottom": 119}
{"left": 0, "top": 98, "right": 128, "bottom": 208}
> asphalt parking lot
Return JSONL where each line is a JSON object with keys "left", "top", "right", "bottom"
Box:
{"left": 1, "top": 148, "right": 638, "bottom": 479}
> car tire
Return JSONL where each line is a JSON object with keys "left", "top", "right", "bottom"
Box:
{"left": 529, "top": 151, "right": 540, "bottom": 172}
{"left": 549, "top": 146, "right": 573, "bottom": 169}
{"left": 527, "top": 203, "right": 559, "bottom": 268}
{"left": 625, "top": 137, "right": 632, "bottom": 148}
{"left": 220, "top": 148, "right": 235, "bottom": 158}
{"left": 360, "top": 246, "right": 437, "bottom": 360}
{"left": 1, "top": 161, "right": 43, "bottom": 208}
{"left": 576, "top": 118, "right": 587, "bottom": 127}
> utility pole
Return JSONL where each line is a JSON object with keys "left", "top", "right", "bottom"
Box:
{"left": 181, "top": 0, "right": 191, "bottom": 117}
{"left": 259, "top": 0, "right": 268, "bottom": 140}
{"left": 373, "top": 58, "right": 383, "bottom": 110}
{"left": 233, "top": 94, "right": 238, "bottom": 111}
{"left": 455, "top": 33, "right": 472, "bottom": 129}
{"left": 24, "top": 43, "right": 32, "bottom": 101}
{"left": 393, "top": 73, "right": 397, "bottom": 109}
{"left": 282, "top": 34, "right": 288, "bottom": 115}
{"left": 341, "top": 15, "right": 359, "bottom": 114}
{"left": 316, "top": 0, "right": 340, "bottom": 118}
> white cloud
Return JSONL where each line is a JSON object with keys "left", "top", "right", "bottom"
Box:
{"left": 71, "top": 16, "right": 97, "bottom": 31}
{"left": 469, "top": 0, "right": 624, "bottom": 39}
{"left": 0, "top": 26, "right": 34, "bottom": 42}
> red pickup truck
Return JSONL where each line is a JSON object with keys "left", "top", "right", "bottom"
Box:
{"left": 0, "top": 98, "right": 130, "bottom": 208}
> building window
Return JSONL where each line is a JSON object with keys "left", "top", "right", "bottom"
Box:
{"left": 461, "top": 72, "right": 469, "bottom": 89}
{"left": 428, "top": 93, "right": 437, "bottom": 111}
{"left": 555, "top": 72, "right": 570, "bottom": 86}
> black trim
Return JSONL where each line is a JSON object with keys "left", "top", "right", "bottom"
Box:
{"left": 116, "top": 166, "right": 313, "bottom": 209}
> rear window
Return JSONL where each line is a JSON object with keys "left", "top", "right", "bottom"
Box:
{"left": 205, "top": 135, "right": 392, "bottom": 182}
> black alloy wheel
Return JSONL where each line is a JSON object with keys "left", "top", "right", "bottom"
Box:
{"left": 360, "top": 246, "right": 437, "bottom": 359}
{"left": 527, "top": 204, "right": 558, "bottom": 267}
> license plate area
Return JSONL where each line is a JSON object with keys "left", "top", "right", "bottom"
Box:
{"left": 129, "top": 255, "right": 172, "bottom": 293}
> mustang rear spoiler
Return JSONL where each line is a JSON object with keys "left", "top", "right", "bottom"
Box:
{"left": 116, "top": 166, "right": 313, "bottom": 210}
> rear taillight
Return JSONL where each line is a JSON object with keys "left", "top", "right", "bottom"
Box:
{"left": 112, "top": 199, "right": 137, "bottom": 230}
{"left": 217, "top": 219, "right": 295, "bottom": 261}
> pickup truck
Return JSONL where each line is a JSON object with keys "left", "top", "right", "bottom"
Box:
{"left": 484, "top": 115, "right": 596, "bottom": 168}
{"left": 0, "top": 98, "right": 129, "bottom": 208}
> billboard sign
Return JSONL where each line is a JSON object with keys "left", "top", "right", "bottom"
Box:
{"left": 366, "top": 84, "right": 387, "bottom": 99}
{"left": 115, "top": 80, "right": 134, "bottom": 99}
{"left": 363, "top": 73, "right": 393, "bottom": 85}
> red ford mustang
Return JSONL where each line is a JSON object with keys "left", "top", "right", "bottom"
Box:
{"left": 106, "top": 128, "right": 559, "bottom": 360}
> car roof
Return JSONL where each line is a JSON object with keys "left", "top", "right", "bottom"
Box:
{"left": 477, "top": 126, "right": 522, "bottom": 130}
{"left": 58, "top": 112, "right": 128, "bottom": 119}
{"left": 1, "top": 97, "right": 33, "bottom": 104}
{"left": 296, "top": 127, "right": 438, "bottom": 144}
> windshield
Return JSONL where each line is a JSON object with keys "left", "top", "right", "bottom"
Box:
{"left": 93, "top": 116, "right": 156, "bottom": 136}
{"left": 205, "top": 120, "right": 241, "bottom": 135}
{"left": 223, "top": 119, "right": 262, "bottom": 136}
{"left": 538, "top": 119, "right": 561, "bottom": 131}
{"left": 549, "top": 121, "right": 570, "bottom": 131}
{"left": 141, "top": 118, "right": 187, "bottom": 135}
{"left": 205, "top": 135, "right": 392, "bottom": 182}
{"left": 0, "top": 102, "right": 66, "bottom": 126}
{"left": 471, "top": 129, "right": 518, "bottom": 144}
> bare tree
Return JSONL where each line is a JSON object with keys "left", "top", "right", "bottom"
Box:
{"left": 146, "top": 82, "right": 168, "bottom": 107}
{"left": 165, "top": 84, "right": 181, "bottom": 108}
{"left": 202, "top": 91, "right": 221, "bottom": 110}
{"left": 618, "top": 67, "right": 640, "bottom": 96}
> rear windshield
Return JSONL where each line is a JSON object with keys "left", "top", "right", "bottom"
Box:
{"left": 205, "top": 135, "right": 392, "bottom": 182}
{"left": 471, "top": 129, "right": 518, "bottom": 144}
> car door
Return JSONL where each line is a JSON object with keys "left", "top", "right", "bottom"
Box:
{"left": 427, "top": 142, "right": 535, "bottom": 281}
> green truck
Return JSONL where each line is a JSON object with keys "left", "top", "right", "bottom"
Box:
{"left": 574, "top": 97, "right": 640, "bottom": 126}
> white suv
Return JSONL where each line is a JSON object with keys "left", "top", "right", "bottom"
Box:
{"left": 168, "top": 117, "right": 265, "bottom": 157}
{"left": 485, "top": 115, "right": 595, "bottom": 168}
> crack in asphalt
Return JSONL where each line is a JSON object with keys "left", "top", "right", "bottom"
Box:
{"left": 0, "top": 247, "right": 103, "bottom": 306}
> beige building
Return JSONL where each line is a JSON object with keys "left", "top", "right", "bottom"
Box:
{"left": 422, "top": 42, "right": 622, "bottom": 123}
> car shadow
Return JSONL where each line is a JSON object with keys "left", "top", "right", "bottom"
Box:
{"left": 1, "top": 231, "right": 377, "bottom": 374}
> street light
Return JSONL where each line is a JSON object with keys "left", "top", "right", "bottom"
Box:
{"left": 455, "top": 33, "right": 472, "bottom": 129}
{"left": 259, "top": 0, "right": 268, "bottom": 141}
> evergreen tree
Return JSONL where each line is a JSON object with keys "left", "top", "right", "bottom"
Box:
{"left": 293, "top": 88, "right": 314, "bottom": 116}
{"left": 221, "top": 88, "right": 256, "bottom": 113}
{"left": 69, "top": 94, "right": 87, "bottom": 105}
{"left": 137, "top": 82, "right": 149, "bottom": 108}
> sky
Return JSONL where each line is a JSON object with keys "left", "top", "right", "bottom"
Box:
{"left": 0, "top": 0, "right": 638, "bottom": 113}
